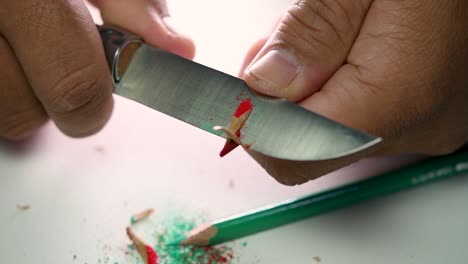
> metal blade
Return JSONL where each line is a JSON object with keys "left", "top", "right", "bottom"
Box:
{"left": 115, "top": 44, "right": 381, "bottom": 161}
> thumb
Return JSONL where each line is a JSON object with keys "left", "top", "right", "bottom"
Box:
{"left": 243, "top": 0, "right": 372, "bottom": 101}
{"left": 93, "top": 0, "right": 195, "bottom": 60}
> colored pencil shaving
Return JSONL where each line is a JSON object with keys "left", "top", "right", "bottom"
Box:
{"left": 131, "top": 208, "right": 155, "bottom": 224}
{"left": 126, "top": 227, "right": 159, "bottom": 264}
{"left": 101, "top": 209, "right": 242, "bottom": 263}
{"left": 16, "top": 204, "right": 30, "bottom": 211}
{"left": 233, "top": 99, "right": 253, "bottom": 118}
{"left": 168, "top": 149, "right": 468, "bottom": 246}
{"left": 218, "top": 99, "right": 253, "bottom": 157}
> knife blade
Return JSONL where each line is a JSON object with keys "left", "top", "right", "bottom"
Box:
{"left": 98, "top": 25, "right": 381, "bottom": 161}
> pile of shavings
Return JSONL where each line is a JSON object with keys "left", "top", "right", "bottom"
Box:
{"left": 127, "top": 208, "right": 238, "bottom": 264}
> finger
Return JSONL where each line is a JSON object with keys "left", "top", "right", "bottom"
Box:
{"left": 94, "top": 0, "right": 196, "bottom": 60}
{"left": 274, "top": 176, "right": 309, "bottom": 186}
{"left": 301, "top": 0, "right": 466, "bottom": 154}
{"left": 243, "top": 0, "right": 373, "bottom": 101}
{"left": 0, "top": 0, "right": 114, "bottom": 137}
{"left": 87, "top": 0, "right": 99, "bottom": 7}
{"left": 0, "top": 36, "right": 47, "bottom": 141}
{"left": 248, "top": 147, "right": 375, "bottom": 183}
{"left": 275, "top": 173, "right": 310, "bottom": 186}
{"left": 238, "top": 37, "right": 268, "bottom": 77}
{"left": 238, "top": 18, "right": 281, "bottom": 77}
{"left": 250, "top": 150, "right": 310, "bottom": 186}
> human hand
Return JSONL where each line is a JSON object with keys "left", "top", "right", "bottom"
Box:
{"left": 0, "top": 0, "right": 194, "bottom": 140}
{"left": 239, "top": 0, "right": 468, "bottom": 185}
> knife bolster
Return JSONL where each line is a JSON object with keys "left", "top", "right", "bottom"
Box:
{"left": 97, "top": 25, "right": 143, "bottom": 84}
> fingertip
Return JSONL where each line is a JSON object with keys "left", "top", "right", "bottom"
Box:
{"left": 56, "top": 92, "right": 114, "bottom": 138}
{"left": 48, "top": 34, "right": 115, "bottom": 138}
{"left": 170, "top": 37, "right": 196, "bottom": 61}
{"left": 144, "top": 24, "right": 196, "bottom": 60}
{"left": 238, "top": 37, "right": 268, "bottom": 77}
{"left": 139, "top": 15, "right": 195, "bottom": 60}
{"left": 98, "top": 0, "right": 196, "bottom": 60}
{"left": 248, "top": 150, "right": 310, "bottom": 186}
{"left": 50, "top": 71, "right": 114, "bottom": 138}
{"left": 161, "top": 17, "right": 196, "bottom": 59}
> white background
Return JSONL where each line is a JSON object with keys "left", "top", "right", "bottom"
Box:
{"left": 1, "top": 1, "right": 467, "bottom": 263}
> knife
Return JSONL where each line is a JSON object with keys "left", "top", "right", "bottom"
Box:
{"left": 97, "top": 25, "right": 381, "bottom": 161}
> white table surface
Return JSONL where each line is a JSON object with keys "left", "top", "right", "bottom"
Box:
{"left": 1, "top": 1, "right": 467, "bottom": 263}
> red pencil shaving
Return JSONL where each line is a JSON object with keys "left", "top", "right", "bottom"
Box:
{"left": 126, "top": 227, "right": 158, "bottom": 264}
{"left": 218, "top": 99, "right": 253, "bottom": 157}
{"left": 233, "top": 99, "right": 252, "bottom": 118}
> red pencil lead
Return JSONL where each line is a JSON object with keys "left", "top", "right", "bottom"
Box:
{"left": 217, "top": 99, "right": 253, "bottom": 157}
{"left": 126, "top": 227, "right": 159, "bottom": 264}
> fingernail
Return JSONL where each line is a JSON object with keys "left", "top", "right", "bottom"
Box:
{"left": 246, "top": 49, "right": 299, "bottom": 95}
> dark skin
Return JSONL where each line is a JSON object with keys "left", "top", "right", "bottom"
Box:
{"left": 0, "top": 0, "right": 194, "bottom": 140}
{"left": 239, "top": 0, "right": 468, "bottom": 185}
{"left": 1, "top": 0, "right": 466, "bottom": 185}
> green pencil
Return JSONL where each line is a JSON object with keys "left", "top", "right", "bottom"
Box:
{"left": 169, "top": 149, "right": 468, "bottom": 246}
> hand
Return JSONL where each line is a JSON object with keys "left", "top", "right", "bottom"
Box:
{"left": 0, "top": 0, "right": 194, "bottom": 141}
{"left": 239, "top": 0, "right": 468, "bottom": 185}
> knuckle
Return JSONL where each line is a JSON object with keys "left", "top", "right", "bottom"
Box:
{"left": 277, "top": 0, "right": 353, "bottom": 54}
{"left": 45, "top": 64, "right": 105, "bottom": 115}
{"left": 265, "top": 161, "right": 306, "bottom": 186}
{"left": 1, "top": 109, "right": 48, "bottom": 141}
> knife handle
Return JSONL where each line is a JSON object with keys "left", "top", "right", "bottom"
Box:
{"left": 97, "top": 25, "right": 143, "bottom": 83}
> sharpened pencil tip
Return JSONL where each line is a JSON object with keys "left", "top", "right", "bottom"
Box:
{"left": 165, "top": 237, "right": 183, "bottom": 247}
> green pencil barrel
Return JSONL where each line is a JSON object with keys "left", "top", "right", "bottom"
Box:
{"left": 210, "top": 150, "right": 468, "bottom": 245}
